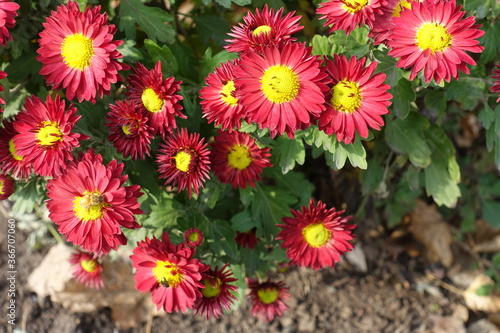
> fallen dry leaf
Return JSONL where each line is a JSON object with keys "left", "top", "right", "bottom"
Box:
{"left": 409, "top": 200, "right": 454, "bottom": 267}
{"left": 463, "top": 275, "right": 500, "bottom": 313}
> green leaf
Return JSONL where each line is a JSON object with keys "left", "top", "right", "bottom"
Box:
{"left": 251, "top": 184, "right": 297, "bottom": 239}
{"left": 424, "top": 157, "right": 461, "bottom": 208}
{"left": 207, "top": 219, "right": 238, "bottom": 259}
{"left": 373, "top": 50, "right": 404, "bottom": 87}
{"left": 444, "top": 76, "right": 486, "bottom": 111}
{"left": 142, "top": 193, "right": 183, "bottom": 229}
{"left": 311, "top": 35, "right": 334, "bottom": 57}
{"left": 201, "top": 48, "right": 239, "bottom": 80}
{"left": 424, "top": 89, "right": 447, "bottom": 116}
{"left": 231, "top": 0, "right": 252, "bottom": 5}
{"left": 75, "top": 0, "right": 87, "bottom": 11}
{"left": 273, "top": 135, "right": 305, "bottom": 174}
{"left": 385, "top": 113, "right": 432, "bottom": 168}
{"left": 341, "top": 139, "right": 367, "bottom": 169}
{"left": 119, "top": 0, "right": 175, "bottom": 43}
{"left": 265, "top": 168, "right": 314, "bottom": 207}
{"left": 478, "top": 103, "right": 495, "bottom": 130}
{"left": 118, "top": 39, "right": 143, "bottom": 63}
{"left": 302, "top": 126, "right": 337, "bottom": 153}
{"left": 390, "top": 78, "right": 415, "bottom": 119}
{"left": 144, "top": 39, "right": 178, "bottom": 76}
{"left": 231, "top": 210, "right": 259, "bottom": 232}
{"left": 194, "top": 14, "right": 232, "bottom": 46}
{"left": 479, "top": 21, "right": 500, "bottom": 64}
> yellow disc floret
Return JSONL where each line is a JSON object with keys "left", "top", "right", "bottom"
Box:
{"left": 36, "top": 121, "right": 63, "bottom": 147}
{"left": 302, "top": 222, "right": 331, "bottom": 248}
{"left": 252, "top": 25, "right": 272, "bottom": 36}
{"left": 392, "top": 0, "right": 415, "bottom": 17}
{"left": 153, "top": 260, "right": 184, "bottom": 288}
{"left": 331, "top": 80, "right": 362, "bottom": 114}
{"left": 122, "top": 125, "right": 132, "bottom": 135}
{"left": 8, "top": 139, "right": 23, "bottom": 161}
{"left": 220, "top": 80, "right": 238, "bottom": 106}
{"left": 227, "top": 145, "right": 252, "bottom": 170}
{"left": 73, "top": 191, "right": 106, "bottom": 221}
{"left": 342, "top": 0, "right": 368, "bottom": 14}
{"left": 174, "top": 150, "right": 193, "bottom": 173}
{"left": 416, "top": 23, "right": 452, "bottom": 53}
{"left": 257, "top": 287, "right": 279, "bottom": 304}
{"left": 81, "top": 259, "right": 99, "bottom": 273}
{"left": 61, "top": 33, "right": 94, "bottom": 70}
{"left": 141, "top": 88, "right": 164, "bottom": 113}
{"left": 201, "top": 277, "right": 222, "bottom": 298}
{"left": 260, "top": 65, "right": 300, "bottom": 104}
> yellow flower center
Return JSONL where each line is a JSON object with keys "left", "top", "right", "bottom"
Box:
{"left": 174, "top": 150, "right": 192, "bottom": 173}
{"left": 122, "top": 125, "right": 132, "bottom": 135}
{"left": 260, "top": 65, "right": 300, "bottom": 104}
{"left": 416, "top": 23, "right": 452, "bottom": 53}
{"left": 36, "top": 121, "right": 63, "bottom": 147}
{"left": 331, "top": 80, "right": 362, "bottom": 114}
{"left": 392, "top": 0, "right": 415, "bottom": 17}
{"left": 141, "top": 88, "right": 164, "bottom": 113}
{"left": 153, "top": 260, "right": 184, "bottom": 288}
{"left": 73, "top": 192, "right": 106, "bottom": 221}
{"left": 8, "top": 139, "right": 23, "bottom": 161}
{"left": 252, "top": 25, "right": 272, "bottom": 36}
{"left": 303, "top": 222, "right": 331, "bottom": 248}
{"left": 81, "top": 259, "right": 99, "bottom": 273}
{"left": 0, "top": 180, "right": 4, "bottom": 195}
{"left": 220, "top": 80, "right": 238, "bottom": 106}
{"left": 188, "top": 232, "right": 200, "bottom": 243}
{"left": 61, "top": 33, "right": 94, "bottom": 71}
{"left": 342, "top": 0, "right": 368, "bottom": 14}
{"left": 227, "top": 145, "right": 252, "bottom": 170}
{"left": 201, "top": 277, "right": 222, "bottom": 298}
{"left": 257, "top": 287, "right": 279, "bottom": 304}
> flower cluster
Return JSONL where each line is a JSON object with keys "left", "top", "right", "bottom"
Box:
{"left": 202, "top": 4, "right": 393, "bottom": 144}
{"left": 3, "top": 0, "right": 495, "bottom": 326}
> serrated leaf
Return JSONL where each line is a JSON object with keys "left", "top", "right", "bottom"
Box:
{"left": 479, "top": 21, "right": 500, "bottom": 64}
{"left": 265, "top": 168, "right": 314, "bottom": 207}
{"left": 479, "top": 104, "right": 495, "bottom": 130}
{"left": 207, "top": 219, "right": 238, "bottom": 259}
{"left": 144, "top": 39, "right": 178, "bottom": 76}
{"left": 119, "top": 0, "right": 175, "bottom": 43}
{"left": 231, "top": 210, "right": 259, "bottom": 232}
{"left": 303, "top": 126, "right": 337, "bottom": 153}
{"left": 142, "top": 194, "right": 183, "bottom": 229}
{"left": 444, "top": 76, "right": 486, "bottom": 111}
{"left": 202, "top": 48, "right": 239, "bottom": 79}
{"left": 194, "top": 14, "right": 232, "bottom": 46}
{"left": 424, "top": 89, "right": 446, "bottom": 116}
{"left": 311, "top": 35, "right": 334, "bottom": 56}
{"left": 273, "top": 135, "right": 305, "bottom": 174}
{"left": 373, "top": 50, "right": 405, "bottom": 87}
{"left": 390, "top": 78, "right": 415, "bottom": 119}
{"left": 385, "top": 115, "right": 432, "bottom": 168}
{"left": 252, "top": 184, "right": 297, "bottom": 239}
{"left": 118, "top": 39, "right": 143, "bottom": 63}
{"left": 341, "top": 139, "right": 367, "bottom": 169}
{"left": 424, "top": 158, "right": 461, "bottom": 208}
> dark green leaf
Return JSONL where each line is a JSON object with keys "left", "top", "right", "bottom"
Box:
{"left": 385, "top": 114, "right": 432, "bottom": 168}
{"left": 373, "top": 50, "right": 404, "bottom": 87}
{"left": 390, "top": 78, "right": 415, "bottom": 119}
{"left": 144, "top": 39, "right": 178, "bottom": 76}
{"left": 119, "top": 0, "right": 175, "bottom": 43}
{"left": 118, "top": 39, "right": 143, "bottom": 63}
{"left": 231, "top": 210, "right": 259, "bottom": 232}
{"left": 424, "top": 89, "right": 446, "bottom": 116}
{"left": 444, "top": 77, "right": 486, "bottom": 111}
{"left": 479, "top": 103, "right": 495, "bottom": 130}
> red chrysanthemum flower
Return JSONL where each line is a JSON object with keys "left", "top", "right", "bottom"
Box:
{"left": 386, "top": 0, "right": 484, "bottom": 84}
{"left": 12, "top": 95, "right": 88, "bottom": 178}
{"left": 125, "top": 61, "right": 185, "bottom": 139}
{"left": 247, "top": 278, "right": 290, "bottom": 323}
{"left": 490, "top": 65, "right": 500, "bottom": 102}
{"left": 156, "top": 128, "right": 211, "bottom": 198}
{"left": 0, "top": 120, "right": 32, "bottom": 180}
{"left": 369, "top": 0, "right": 419, "bottom": 45}
{"left": 0, "top": 173, "right": 15, "bottom": 200}
{"left": 200, "top": 59, "right": 246, "bottom": 132}
{"left": 210, "top": 130, "right": 272, "bottom": 189}
{"left": 318, "top": 55, "right": 391, "bottom": 144}
{"left": 69, "top": 250, "right": 104, "bottom": 289}
{"left": 276, "top": 199, "right": 355, "bottom": 270}
{"left": 130, "top": 232, "right": 208, "bottom": 313}
{"left": 106, "top": 99, "right": 154, "bottom": 160}
{"left": 193, "top": 263, "right": 239, "bottom": 319}
{"left": 46, "top": 150, "right": 143, "bottom": 256}
{"left": 235, "top": 228, "right": 259, "bottom": 249}
{"left": 0, "top": 71, "right": 7, "bottom": 110}
{"left": 224, "top": 5, "right": 303, "bottom": 54}
{"left": 36, "top": 1, "right": 128, "bottom": 103}
{"left": 0, "top": 0, "right": 20, "bottom": 46}
{"left": 234, "top": 42, "right": 329, "bottom": 138}
{"left": 184, "top": 228, "right": 204, "bottom": 247}
{"left": 316, "top": 0, "right": 384, "bottom": 35}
